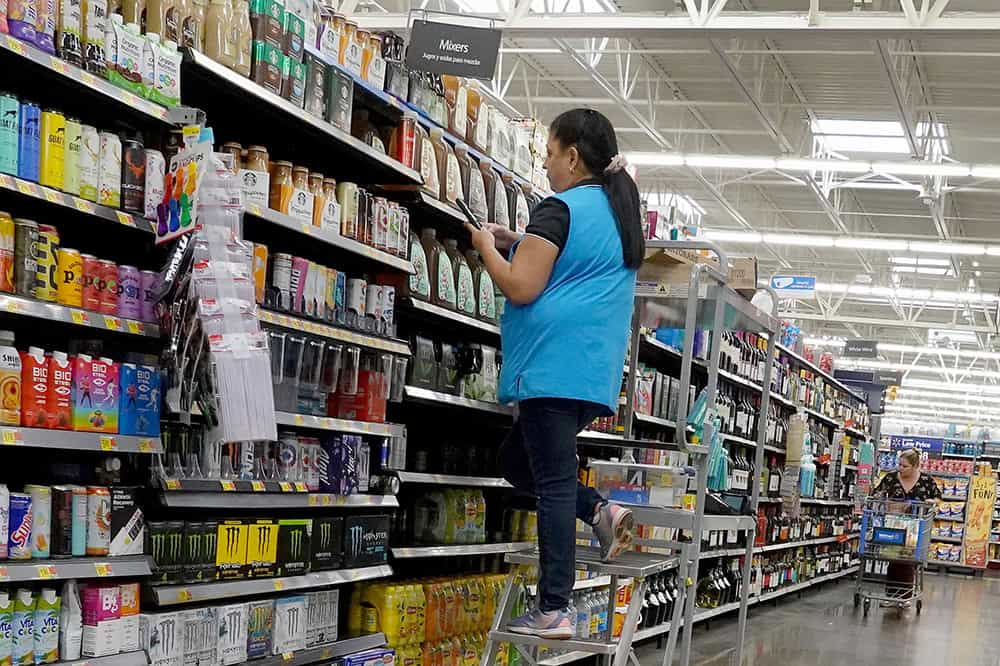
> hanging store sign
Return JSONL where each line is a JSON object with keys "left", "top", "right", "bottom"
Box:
{"left": 769, "top": 275, "right": 816, "bottom": 299}
{"left": 887, "top": 434, "right": 944, "bottom": 454}
{"left": 963, "top": 475, "right": 996, "bottom": 568}
{"left": 876, "top": 370, "right": 904, "bottom": 387}
{"left": 843, "top": 339, "right": 879, "bottom": 358}
{"left": 405, "top": 20, "right": 502, "bottom": 80}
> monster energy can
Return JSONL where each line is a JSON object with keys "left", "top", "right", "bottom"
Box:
{"left": 183, "top": 521, "right": 204, "bottom": 583}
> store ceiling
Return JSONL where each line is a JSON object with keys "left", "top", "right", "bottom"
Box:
{"left": 356, "top": 0, "right": 1000, "bottom": 425}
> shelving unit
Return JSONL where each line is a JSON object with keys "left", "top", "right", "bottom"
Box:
{"left": 0, "top": 427, "right": 161, "bottom": 453}
{"left": 259, "top": 309, "right": 411, "bottom": 356}
{"left": 391, "top": 542, "right": 535, "bottom": 559}
{"left": 274, "top": 411, "right": 406, "bottom": 438}
{"left": 403, "top": 385, "right": 513, "bottom": 415}
{"left": 0, "top": 556, "right": 152, "bottom": 582}
{"left": 158, "top": 491, "right": 399, "bottom": 509}
{"left": 0, "top": 294, "right": 159, "bottom": 337}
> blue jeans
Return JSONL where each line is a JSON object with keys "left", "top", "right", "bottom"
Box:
{"left": 501, "top": 398, "right": 607, "bottom": 612}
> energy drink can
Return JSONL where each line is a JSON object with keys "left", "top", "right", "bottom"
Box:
{"left": 117, "top": 265, "right": 141, "bottom": 319}
{"left": 55, "top": 247, "right": 83, "bottom": 307}
{"left": 71, "top": 485, "right": 87, "bottom": 556}
{"left": 381, "top": 285, "right": 395, "bottom": 335}
{"left": 0, "top": 92, "right": 19, "bottom": 176}
{"left": 121, "top": 137, "right": 145, "bottom": 213}
{"left": 140, "top": 270, "right": 159, "bottom": 322}
{"left": 97, "top": 130, "right": 121, "bottom": 208}
{"left": 33, "top": 225, "right": 59, "bottom": 302}
{"left": 8, "top": 492, "right": 33, "bottom": 560}
{"left": 13, "top": 218, "right": 38, "bottom": 298}
{"left": 144, "top": 149, "right": 165, "bottom": 221}
{"left": 0, "top": 483, "right": 8, "bottom": 558}
{"left": 277, "top": 432, "right": 301, "bottom": 482}
{"left": 98, "top": 259, "right": 118, "bottom": 314}
{"left": 289, "top": 256, "right": 308, "bottom": 314}
{"left": 365, "top": 284, "right": 382, "bottom": 334}
{"left": 86, "top": 485, "right": 110, "bottom": 556}
{"left": 251, "top": 243, "right": 267, "bottom": 304}
{"left": 39, "top": 108, "right": 65, "bottom": 190}
{"left": 17, "top": 100, "right": 40, "bottom": 183}
{"left": 51, "top": 485, "right": 76, "bottom": 558}
{"left": 63, "top": 117, "right": 82, "bottom": 196}
{"left": 398, "top": 207, "right": 410, "bottom": 258}
{"left": 0, "top": 211, "right": 15, "bottom": 293}
{"left": 81, "top": 254, "right": 101, "bottom": 310}
{"left": 270, "top": 252, "right": 292, "bottom": 310}
{"left": 78, "top": 124, "right": 99, "bottom": 202}
{"left": 346, "top": 278, "right": 366, "bottom": 328}
{"left": 26, "top": 484, "right": 51, "bottom": 558}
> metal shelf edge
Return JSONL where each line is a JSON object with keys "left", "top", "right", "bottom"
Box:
{"left": 0, "top": 294, "right": 159, "bottom": 337}
{"left": 393, "top": 471, "right": 512, "bottom": 488}
{"left": 403, "top": 386, "right": 512, "bottom": 415}
{"left": 274, "top": 411, "right": 406, "bottom": 438}
{"left": 259, "top": 309, "right": 411, "bottom": 356}
{"left": 391, "top": 542, "right": 534, "bottom": 559}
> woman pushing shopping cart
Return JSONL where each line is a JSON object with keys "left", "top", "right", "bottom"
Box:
{"left": 855, "top": 449, "right": 941, "bottom": 616}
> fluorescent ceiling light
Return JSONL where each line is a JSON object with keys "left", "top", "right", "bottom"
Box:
{"left": 971, "top": 165, "right": 1000, "bottom": 179}
{"left": 838, "top": 359, "right": 1000, "bottom": 380}
{"left": 763, "top": 233, "right": 834, "bottom": 247}
{"left": 889, "top": 256, "right": 951, "bottom": 266}
{"left": 703, "top": 230, "right": 760, "bottom": 243}
{"left": 908, "top": 241, "right": 985, "bottom": 255}
{"left": 891, "top": 266, "right": 952, "bottom": 276}
{"left": 872, "top": 161, "right": 970, "bottom": 178}
{"left": 703, "top": 229, "right": 1000, "bottom": 257}
{"left": 834, "top": 238, "right": 908, "bottom": 250}
{"left": 686, "top": 154, "right": 776, "bottom": 170}
{"left": 629, "top": 153, "right": 685, "bottom": 167}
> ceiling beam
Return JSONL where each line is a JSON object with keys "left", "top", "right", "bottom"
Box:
{"left": 782, "top": 311, "right": 997, "bottom": 334}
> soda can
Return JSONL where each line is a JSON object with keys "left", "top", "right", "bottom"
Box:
{"left": 372, "top": 196, "right": 388, "bottom": 251}
{"left": 365, "top": 283, "right": 382, "bottom": 334}
{"left": 81, "top": 253, "right": 101, "bottom": 310}
{"left": 289, "top": 256, "right": 309, "bottom": 314}
{"left": 63, "top": 116, "right": 82, "bottom": 196}
{"left": 360, "top": 190, "right": 374, "bottom": 246}
{"left": 86, "top": 485, "right": 110, "bottom": 556}
{"left": 55, "top": 246, "right": 83, "bottom": 307}
{"left": 13, "top": 218, "right": 38, "bottom": 298}
{"left": 117, "top": 264, "right": 141, "bottom": 319}
{"left": 270, "top": 252, "right": 292, "bottom": 310}
{"left": 78, "top": 124, "right": 99, "bottom": 202}
{"left": 98, "top": 259, "right": 118, "bottom": 314}
{"left": 381, "top": 285, "right": 395, "bottom": 335}
{"left": 34, "top": 224, "right": 59, "bottom": 302}
{"left": 334, "top": 271, "right": 346, "bottom": 326}
{"left": 0, "top": 211, "right": 15, "bottom": 293}
{"left": 251, "top": 243, "right": 268, "bottom": 304}
{"left": 97, "top": 130, "right": 121, "bottom": 208}
{"left": 335, "top": 182, "right": 358, "bottom": 239}
{"left": 8, "top": 491, "right": 33, "bottom": 560}
{"left": 121, "top": 137, "right": 145, "bottom": 213}
{"left": 140, "top": 270, "right": 159, "bottom": 322}
{"left": 386, "top": 202, "right": 400, "bottom": 257}
{"left": 17, "top": 100, "right": 40, "bottom": 183}
{"left": 278, "top": 432, "right": 301, "bottom": 482}
{"left": 324, "top": 268, "right": 337, "bottom": 322}
{"left": 0, "top": 92, "right": 19, "bottom": 176}
{"left": 0, "top": 483, "right": 8, "bottom": 558}
{"left": 398, "top": 207, "right": 410, "bottom": 258}
{"left": 39, "top": 108, "right": 65, "bottom": 190}
{"left": 51, "top": 485, "right": 75, "bottom": 558}
{"left": 25, "top": 483, "right": 52, "bottom": 558}
{"left": 71, "top": 485, "right": 87, "bottom": 556}
{"left": 346, "top": 278, "right": 366, "bottom": 328}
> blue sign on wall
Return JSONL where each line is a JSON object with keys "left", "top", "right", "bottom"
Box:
{"left": 770, "top": 275, "right": 816, "bottom": 299}
{"left": 888, "top": 435, "right": 944, "bottom": 453}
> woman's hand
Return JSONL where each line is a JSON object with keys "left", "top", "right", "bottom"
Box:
{"left": 466, "top": 223, "right": 500, "bottom": 256}
{"left": 485, "top": 223, "right": 521, "bottom": 251}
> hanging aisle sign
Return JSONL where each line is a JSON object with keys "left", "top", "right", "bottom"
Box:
{"left": 770, "top": 275, "right": 816, "bottom": 299}
{"left": 405, "top": 20, "right": 502, "bottom": 80}
{"left": 843, "top": 339, "right": 879, "bottom": 358}
{"left": 963, "top": 475, "right": 996, "bottom": 568}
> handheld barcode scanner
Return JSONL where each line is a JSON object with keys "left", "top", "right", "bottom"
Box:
{"left": 456, "top": 198, "right": 482, "bottom": 230}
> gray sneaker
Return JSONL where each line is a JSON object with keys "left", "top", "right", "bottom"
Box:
{"left": 593, "top": 503, "right": 634, "bottom": 562}
{"left": 507, "top": 607, "right": 575, "bottom": 639}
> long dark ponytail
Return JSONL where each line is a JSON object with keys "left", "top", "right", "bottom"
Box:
{"left": 549, "top": 108, "right": 645, "bottom": 269}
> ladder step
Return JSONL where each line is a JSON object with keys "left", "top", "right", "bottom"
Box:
{"left": 506, "top": 545, "right": 678, "bottom": 577}
{"left": 488, "top": 631, "right": 618, "bottom": 654}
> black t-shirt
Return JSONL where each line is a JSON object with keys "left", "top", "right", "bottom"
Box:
{"left": 873, "top": 472, "right": 942, "bottom": 501}
{"left": 523, "top": 178, "right": 604, "bottom": 254}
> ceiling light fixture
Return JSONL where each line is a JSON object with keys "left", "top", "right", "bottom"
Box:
{"left": 702, "top": 229, "right": 1000, "bottom": 258}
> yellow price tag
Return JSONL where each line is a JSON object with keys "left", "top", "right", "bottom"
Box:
{"left": 247, "top": 204, "right": 262, "bottom": 216}
{"left": 99, "top": 436, "right": 116, "bottom": 451}
{"left": 293, "top": 414, "right": 305, "bottom": 426}
{"left": 294, "top": 482, "right": 307, "bottom": 492}
{"left": 278, "top": 482, "right": 293, "bottom": 492}
{"left": 308, "top": 495, "right": 320, "bottom": 507}
{"left": 126, "top": 320, "right": 142, "bottom": 334}
{"left": 0, "top": 175, "right": 11, "bottom": 187}
{"left": 220, "top": 480, "right": 236, "bottom": 491}
{"left": 0, "top": 566, "right": 8, "bottom": 581}
{"left": 274, "top": 580, "right": 285, "bottom": 591}
{"left": 103, "top": 316, "right": 121, "bottom": 331}
{"left": 138, "top": 439, "right": 154, "bottom": 453}
{"left": 7, "top": 39, "right": 26, "bottom": 55}
{"left": 74, "top": 198, "right": 94, "bottom": 213}
{"left": 321, "top": 495, "right": 333, "bottom": 507}
{"left": 36, "top": 565, "right": 57, "bottom": 579}
{"left": 1, "top": 429, "right": 20, "bottom": 445}
{"left": 320, "top": 648, "right": 333, "bottom": 660}
{"left": 94, "top": 563, "right": 113, "bottom": 577}
{"left": 116, "top": 211, "right": 135, "bottom": 226}
{"left": 70, "top": 310, "right": 89, "bottom": 325}
{"left": 165, "top": 479, "right": 182, "bottom": 490}
{"left": 49, "top": 57, "right": 69, "bottom": 74}
{"left": 281, "top": 652, "right": 293, "bottom": 661}
{"left": 3, "top": 300, "right": 20, "bottom": 313}
{"left": 300, "top": 223, "right": 312, "bottom": 235}
{"left": 251, "top": 481, "right": 265, "bottom": 492}
{"left": 176, "top": 589, "right": 193, "bottom": 602}
{"left": 17, "top": 182, "right": 36, "bottom": 196}
{"left": 44, "top": 189, "right": 61, "bottom": 203}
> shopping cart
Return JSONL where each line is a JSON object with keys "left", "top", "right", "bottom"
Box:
{"left": 854, "top": 498, "right": 936, "bottom": 616}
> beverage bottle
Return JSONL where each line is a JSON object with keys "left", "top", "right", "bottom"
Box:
{"left": 0, "top": 330, "right": 21, "bottom": 425}
{"left": 576, "top": 592, "right": 590, "bottom": 639}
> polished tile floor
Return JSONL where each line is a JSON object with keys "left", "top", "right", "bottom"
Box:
{"left": 636, "top": 571, "right": 1000, "bottom": 665}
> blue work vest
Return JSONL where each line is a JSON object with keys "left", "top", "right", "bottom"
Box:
{"left": 498, "top": 184, "right": 636, "bottom": 413}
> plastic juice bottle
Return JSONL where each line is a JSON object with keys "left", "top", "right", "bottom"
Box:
{"left": 0, "top": 330, "right": 22, "bottom": 426}
{"left": 473, "top": 492, "right": 486, "bottom": 544}
{"left": 348, "top": 586, "right": 364, "bottom": 637}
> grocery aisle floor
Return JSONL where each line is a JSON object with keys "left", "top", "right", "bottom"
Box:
{"left": 636, "top": 571, "right": 1000, "bottom": 665}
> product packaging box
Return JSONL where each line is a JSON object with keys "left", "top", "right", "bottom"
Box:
{"left": 281, "top": 57, "right": 307, "bottom": 108}
{"left": 110, "top": 486, "right": 145, "bottom": 556}
{"left": 276, "top": 519, "right": 312, "bottom": 577}
{"left": 71, "top": 355, "right": 120, "bottom": 433}
{"left": 305, "top": 589, "right": 338, "bottom": 647}
{"left": 81, "top": 585, "right": 121, "bottom": 657}
{"left": 147, "top": 521, "right": 185, "bottom": 584}
{"left": 246, "top": 600, "right": 274, "bottom": 659}
{"left": 342, "top": 515, "right": 389, "bottom": 568}
{"left": 140, "top": 612, "right": 183, "bottom": 666}
{"left": 332, "top": 370, "right": 386, "bottom": 423}
{"left": 303, "top": 52, "right": 327, "bottom": 119}
{"left": 318, "top": 435, "right": 357, "bottom": 495}
{"left": 46, "top": 352, "right": 73, "bottom": 429}
{"left": 272, "top": 596, "right": 307, "bottom": 655}
{"left": 249, "top": 0, "right": 284, "bottom": 47}
{"left": 324, "top": 66, "right": 354, "bottom": 132}
{"left": 310, "top": 516, "right": 343, "bottom": 571}
{"left": 119, "top": 363, "right": 161, "bottom": 436}
{"left": 181, "top": 608, "right": 218, "bottom": 666}
{"left": 21, "top": 347, "right": 49, "bottom": 427}
{"left": 245, "top": 519, "right": 279, "bottom": 578}
{"left": 182, "top": 521, "right": 217, "bottom": 584}
{"left": 216, "top": 520, "right": 249, "bottom": 580}
{"left": 342, "top": 648, "right": 396, "bottom": 666}
{"left": 218, "top": 603, "right": 248, "bottom": 666}
{"left": 118, "top": 583, "right": 140, "bottom": 652}
{"left": 251, "top": 41, "right": 284, "bottom": 96}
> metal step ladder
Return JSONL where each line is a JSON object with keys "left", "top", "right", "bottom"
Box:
{"left": 480, "top": 546, "right": 679, "bottom": 666}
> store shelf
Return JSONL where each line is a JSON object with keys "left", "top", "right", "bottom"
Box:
{"left": 403, "top": 385, "right": 513, "bottom": 415}
{"left": 627, "top": 504, "right": 756, "bottom": 533}
{"left": 803, "top": 408, "right": 839, "bottom": 428}
{"left": 0, "top": 34, "right": 170, "bottom": 123}
{"left": 927, "top": 470, "right": 971, "bottom": 478}
{"left": 0, "top": 555, "right": 152, "bottom": 582}
{"left": 770, "top": 392, "right": 796, "bottom": 409}
{"left": 633, "top": 413, "right": 680, "bottom": 430}
{"left": 159, "top": 491, "right": 398, "bottom": 509}
{"left": 755, "top": 535, "right": 856, "bottom": 554}
{"left": 391, "top": 542, "right": 534, "bottom": 559}
{"left": 943, "top": 452, "right": 978, "bottom": 459}
{"left": 776, "top": 344, "right": 865, "bottom": 403}
{"left": 0, "top": 426, "right": 161, "bottom": 454}
{"left": 401, "top": 297, "right": 500, "bottom": 336}
{"left": 941, "top": 494, "right": 969, "bottom": 501}
{"left": 259, "top": 309, "right": 411, "bottom": 356}
{"left": 799, "top": 498, "right": 853, "bottom": 507}
{"left": 935, "top": 515, "right": 966, "bottom": 522}
{"left": 181, "top": 49, "right": 421, "bottom": 185}
{"left": 718, "top": 369, "right": 763, "bottom": 394}
{"left": 588, "top": 459, "right": 690, "bottom": 474}
{"left": 699, "top": 546, "right": 750, "bottom": 559}
{"left": 527, "top": 575, "right": 612, "bottom": 597}
{"left": 245, "top": 204, "right": 414, "bottom": 273}
{"left": 394, "top": 471, "right": 512, "bottom": 488}
{"left": 275, "top": 411, "right": 407, "bottom": 438}
{"left": 45, "top": 652, "right": 150, "bottom": 666}
{"left": 251, "top": 634, "right": 387, "bottom": 666}
{"left": 578, "top": 430, "right": 626, "bottom": 442}
{"left": 149, "top": 564, "right": 393, "bottom": 606}
{"left": 0, "top": 293, "right": 159, "bottom": 338}
{"left": 930, "top": 535, "right": 963, "bottom": 543}
{"left": 158, "top": 478, "right": 308, "bottom": 493}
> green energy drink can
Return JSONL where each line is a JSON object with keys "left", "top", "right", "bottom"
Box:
{"left": 13, "top": 219, "right": 38, "bottom": 298}
{"left": 0, "top": 92, "right": 18, "bottom": 176}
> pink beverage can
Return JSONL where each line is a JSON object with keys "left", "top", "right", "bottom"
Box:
{"left": 81, "top": 254, "right": 101, "bottom": 311}
{"left": 289, "top": 256, "right": 309, "bottom": 313}
{"left": 140, "top": 270, "right": 159, "bottom": 322}
{"left": 397, "top": 208, "right": 410, "bottom": 258}
{"left": 118, "top": 265, "right": 141, "bottom": 319}
{"left": 98, "top": 260, "right": 118, "bottom": 314}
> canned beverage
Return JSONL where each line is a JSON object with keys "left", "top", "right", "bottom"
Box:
{"left": 270, "top": 252, "right": 292, "bottom": 310}
{"left": 14, "top": 218, "right": 39, "bottom": 298}
{"left": 144, "top": 149, "right": 165, "bottom": 220}
{"left": 81, "top": 254, "right": 101, "bottom": 310}
{"left": 33, "top": 224, "right": 59, "bottom": 302}
{"left": 98, "top": 259, "right": 118, "bottom": 314}
{"left": 335, "top": 182, "right": 358, "bottom": 239}
{"left": 8, "top": 491, "right": 33, "bottom": 560}
{"left": 398, "top": 207, "right": 410, "bottom": 258}
{"left": 365, "top": 283, "right": 382, "bottom": 334}
{"left": 277, "top": 432, "right": 301, "bottom": 482}
{"left": 51, "top": 485, "right": 75, "bottom": 558}
{"left": 140, "top": 270, "right": 159, "bottom": 322}
{"left": 324, "top": 268, "right": 337, "bottom": 322}
{"left": 121, "top": 137, "right": 145, "bottom": 213}
{"left": 86, "top": 485, "right": 110, "bottom": 556}
{"left": 0, "top": 211, "right": 14, "bottom": 293}
{"left": 346, "top": 278, "right": 366, "bottom": 329}
{"left": 63, "top": 116, "right": 82, "bottom": 196}
{"left": 0, "top": 92, "right": 19, "bottom": 176}
{"left": 39, "top": 108, "right": 65, "bottom": 190}
{"left": 117, "top": 264, "right": 141, "bottom": 319}
{"left": 78, "top": 124, "right": 99, "bottom": 202}
{"left": 25, "top": 483, "right": 52, "bottom": 558}
{"left": 387, "top": 202, "right": 400, "bottom": 257}
{"left": 55, "top": 247, "right": 83, "bottom": 307}
{"left": 17, "top": 100, "right": 40, "bottom": 182}
{"left": 289, "top": 256, "right": 309, "bottom": 314}
{"left": 373, "top": 196, "right": 388, "bottom": 251}
{"left": 301, "top": 259, "right": 316, "bottom": 317}
{"left": 97, "top": 130, "right": 121, "bottom": 208}
{"left": 251, "top": 243, "right": 268, "bottom": 304}
{"left": 71, "top": 485, "right": 87, "bottom": 556}
{"left": 313, "top": 264, "right": 327, "bottom": 321}
{"left": 0, "top": 483, "right": 7, "bottom": 558}
{"left": 360, "top": 190, "right": 374, "bottom": 246}
{"left": 335, "top": 272, "right": 346, "bottom": 325}
{"left": 381, "top": 285, "right": 395, "bottom": 335}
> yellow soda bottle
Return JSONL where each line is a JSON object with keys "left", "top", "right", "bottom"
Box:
{"left": 348, "top": 585, "right": 364, "bottom": 637}
{"left": 415, "top": 583, "right": 427, "bottom": 645}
